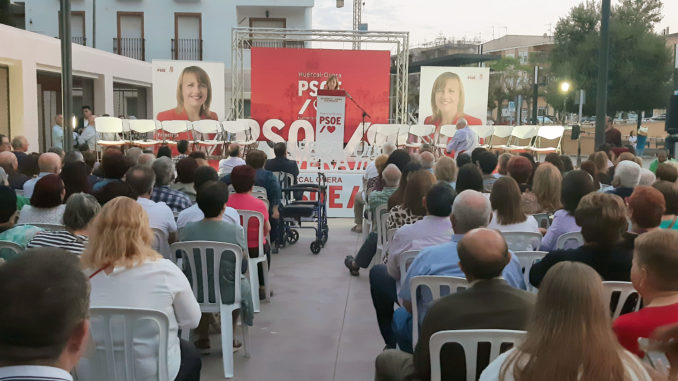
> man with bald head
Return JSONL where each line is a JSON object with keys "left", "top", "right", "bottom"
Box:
{"left": 22, "top": 152, "right": 62, "bottom": 199}
{"left": 391, "top": 190, "right": 526, "bottom": 353}
{"left": 0, "top": 151, "right": 29, "bottom": 189}
{"left": 375, "top": 227, "right": 535, "bottom": 381}
{"left": 218, "top": 143, "right": 246, "bottom": 176}
{"left": 445, "top": 117, "right": 477, "bottom": 158}
{"left": 11, "top": 136, "right": 30, "bottom": 173}
{"left": 419, "top": 151, "right": 435, "bottom": 172}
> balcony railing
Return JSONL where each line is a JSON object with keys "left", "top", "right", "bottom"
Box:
{"left": 249, "top": 39, "right": 305, "bottom": 49}
{"left": 172, "top": 38, "right": 203, "bottom": 60}
{"left": 113, "top": 37, "right": 145, "bottom": 61}
{"left": 71, "top": 36, "right": 86, "bottom": 45}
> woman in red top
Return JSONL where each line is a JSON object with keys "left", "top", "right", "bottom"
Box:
{"left": 418, "top": 72, "right": 482, "bottom": 146}
{"left": 226, "top": 165, "right": 271, "bottom": 299}
{"left": 156, "top": 65, "right": 218, "bottom": 122}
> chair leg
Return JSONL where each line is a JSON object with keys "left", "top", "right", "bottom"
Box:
{"left": 247, "top": 258, "right": 261, "bottom": 313}
{"left": 261, "top": 260, "right": 271, "bottom": 303}
{"left": 220, "top": 309, "right": 235, "bottom": 378}
{"left": 241, "top": 321, "right": 250, "bottom": 358}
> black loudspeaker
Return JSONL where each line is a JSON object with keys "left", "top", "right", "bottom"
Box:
{"left": 571, "top": 125, "right": 580, "bottom": 140}
{"left": 667, "top": 94, "right": 678, "bottom": 134}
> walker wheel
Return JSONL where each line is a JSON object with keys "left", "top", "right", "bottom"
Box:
{"left": 287, "top": 230, "right": 299, "bottom": 244}
{"left": 310, "top": 241, "right": 321, "bottom": 254}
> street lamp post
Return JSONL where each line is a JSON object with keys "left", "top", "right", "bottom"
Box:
{"left": 560, "top": 81, "right": 571, "bottom": 124}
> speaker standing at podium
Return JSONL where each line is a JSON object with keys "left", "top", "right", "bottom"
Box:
{"left": 326, "top": 75, "right": 340, "bottom": 91}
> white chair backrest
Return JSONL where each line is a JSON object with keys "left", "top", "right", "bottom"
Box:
{"left": 399, "top": 250, "right": 420, "bottom": 287}
{"left": 221, "top": 120, "right": 248, "bottom": 134}
{"left": 510, "top": 125, "right": 538, "bottom": 140}
{"left": 429, "top": 329, "right": 526, "bottom": 381}
{"left": 501, "top": 232, "right": 542, "bottom": 251}
{"left": 374, "top": 204, "right": 389, "bottom": 246}
{"left": 252, "top": 185, "right": 268, "bottom": 196}
{"left": 555, "top": 231, "right": 584, "bottom": 250}
{"left": 0, "top": 240, "right": 23, "bottom": 257}
{"left": 94, "top": 117, "right": 123, "bottom": 134}
{"left": 237, "top": 209, "right": 265, "bottom": 255}
{"left": 160, "top": 120, "right": 189, "bottom": 135}
{"left": 536, "top": 125, "right": 565, "bottom": 140}
{"left": 374, "top": 124, "right": 400, "bottom": 146}
{"left": 170, "top": 241, "right": 243, "bottom": 312}
{"left": 128, "top": 119, "right": 158, "bottom": 134}
{"left": 397, "top": 124, "right": 411, "bottom": 145}
{"left": 273, "top": 171, "right": 295, "bottom": 190}
{"left": 76, "top": 307, "right": 170, "bottom": 381}
{"left": 192, "top": 119, "right": 221, "bottom": 134}
{"left": 491, "top": 125, "right": 514, "bottom": 139}
{"left": 513, "top": 251, "right": 547, "bottom": 293}
{"left": 470, "top": 125, "right": 494, "bottom": 139}
{"left": 438, "top": 124, "right": 457, "bottom": 139}
{"left": 151, "top": 228, "right": 172, "bottom": 261}
{"left": 409, "top": 124, "right": 435, "bottom": 138}
{"left": 411, "top": 275, "right": 469, "bottom": 346}
{"left": 16, "top": 223, "right": 65, "bottom": 231}
{"left": 603, "top": 281, "right": 642, "bottom": 319}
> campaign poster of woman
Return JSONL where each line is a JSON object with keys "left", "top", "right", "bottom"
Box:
{"left": 417, "top": 66, "right": 489, "bottom": 144}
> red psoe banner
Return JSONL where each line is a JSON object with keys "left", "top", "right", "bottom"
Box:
{"left": 251, "top": 48, "right": 391, "bottom": 143}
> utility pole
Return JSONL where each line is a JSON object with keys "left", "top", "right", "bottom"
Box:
{"left": 92, "top": 0, "right": 96, "bottom": 48}
{"left": 594, "top": 0, "right": 611, "bottom": 149}
{"left": 352, "top": 0, "right": 362, "bottom": 50}
{"left": 59, "top": 0, "right": 74, "bottom": 151}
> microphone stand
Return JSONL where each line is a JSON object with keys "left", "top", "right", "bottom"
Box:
{"left": 344, "top": 90, "right": 371, "bottom": 155}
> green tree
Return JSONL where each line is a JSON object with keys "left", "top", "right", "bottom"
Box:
{"left": 488, "top": 57, "right": 532, "bottom": 123}
{"left": 550, "top": 0, "right": 673, "bottom": 118}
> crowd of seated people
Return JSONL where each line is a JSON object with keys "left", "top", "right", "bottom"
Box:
{"left": 7, "top": 134, "right": 678, "bottom": 380}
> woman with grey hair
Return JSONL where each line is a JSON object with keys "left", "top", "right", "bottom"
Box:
{"left": 27, "top": 193, "right": 101, "bottom": 254}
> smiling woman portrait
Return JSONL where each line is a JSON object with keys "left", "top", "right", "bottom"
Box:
{"left": 156, "top": 65, "right": 218, "bottom": 122}
{"left": 424, "top": 72, "right": 481, "bottom": 130}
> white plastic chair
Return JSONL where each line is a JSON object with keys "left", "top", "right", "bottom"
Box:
{"left": 94, "top": 116, "right": 126, "bottom": 149}
{"left": 512, "top": 251, "right": 547, "bottom": 293}
{"left": 555, "top": 231, "right": 584, "bottom": 250}
{"left": 160, "top": 120, "right": 190, "bottom": 145}
{"left": 170, "top": 241, "right": 249, "bottom": 378}
{"left": 151, "top": 228, "right": 172, "bottom": 261}
{"left": 505, "top": 125, "right": 538, "bottom": 153}
{"left": 603, "top": 281, "right": 642, "bottom": 319}
{"left": 396, "top": 124, "right": 411, "bottom": 147}
{"left": 192, "top": 120, "right": 223, "bottom": 154}
{"left": 236, "top": 209, "right": 270, "bottom": 313}
{"left": 436, "top": 124, "right": 457, "bottom": 150}
{"left": 470, "top": 125, "right": 494, "bottom": 148}
{"left": 410, "top": 275, "right": 469, "bottom": 347}
{"left": 398, "top": 250, "right": 420, "bottom": 287}
{"left": 0, "top": 240, "right": 23, "bottom": 258}
{"left": 485, "top": 125, "right": 514, "bottom": 150}
{"left": 530, "top": 125, "right": 565, "bottom": 160}
{"left": 252, "top": 185, "right": 268, "bottom": 197}
{"left": 128, "top": 119, "right": 161, "bottom": 148}
{"left": 75, "top": 307, "right": 170, "bottom": 381}
{"left": 16, "top": 223, "right": 65, "bottom": 231}
{"left": 404, "top": 124, "right": 435, "bottom": 149}
{"left": 429, "top": 329, "right": 526, "bottom": 381}
{"left": 501, "top": 232, "right": 542, "bottom": 251}
{"left": 373, "top": 124, "right": 401, "bottom": 146}
{"left": 374, "top": 204, "right": 389, "bottom": 261}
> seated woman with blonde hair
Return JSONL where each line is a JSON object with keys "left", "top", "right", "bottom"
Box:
{"left": 480, "top": 261, "right": 653, "bottom": 381}
{"left": 82, "top": 197, "right": 202, "bottom": 381}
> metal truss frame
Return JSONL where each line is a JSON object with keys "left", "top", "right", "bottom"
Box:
{"left": 231, "top": 28, "right": 409, "bottom": 125}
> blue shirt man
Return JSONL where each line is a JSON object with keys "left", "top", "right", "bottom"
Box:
{"left": 446, "top": 118, "right": 477, "bottom": 158}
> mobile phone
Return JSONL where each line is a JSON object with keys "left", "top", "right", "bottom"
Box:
{"left": 638, "top": 337, "right": 671, "bottom": 376}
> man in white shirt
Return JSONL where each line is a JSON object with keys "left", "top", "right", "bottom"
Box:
{"left": 352, "top": 142, "right": 397, "bottom": 233}
{"left": 77, "top": 115, "right": 97, "bottom": 151}
{"left": 51, "top": 114, "right": 64, "bottom": 149}
{"left": 0, "top": 248, "right": 90, "bottom": 380}
{"left": 218, "top": 143, "right": 246, "bottom": 176}
{"left": 445, "top": 118, "right": 477, "bottom": 158}
{"left": 22, "top": 152, "right": 62, "bottom": 199}
{"left": 369, "top": 183, "right": 455, "bottom": 349}
{"left": 177, "top": 166, "right": 241, "bottom": 229}
{"left": 125, "top": 165, "right": 178, "bottom": 243}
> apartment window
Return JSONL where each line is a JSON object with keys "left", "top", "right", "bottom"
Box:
{"left": 249, "top": 18, "right": 301, "bottom": 48}
{"left": 115, "top": 12, "right": 145, "bottom": 60}
{"left": 518, "top": 50, "right": 529, "bottom": 64}
{"left": 173, "top": 13, "right": 202, "bottom": 60}
{"left": 57, "top": 11, "right": 86, "bottom": 45}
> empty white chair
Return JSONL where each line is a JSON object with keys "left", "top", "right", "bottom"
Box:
{"left": 373, "top": 124, "right": 401, "bottom": 146}
{"left": 411, "top": 275, "right": 469, "bottom": 346}
{"left": 530, "top": 125, "right": 566, "bottom": 160}
{"left": 512, "top": 251, "right": 547, "bottom": 293}
{"left": 94, "top": 116, "right": 126, "bottom": 149}
{"left": 170, "top": 241, "right": 249, "bottom": 378}
{"left": 396, "top": 124, "right": 411, "bottom": 146}
{"left": 555, "top": 231, "right": 584, "bottom": 250}
{"left": 485, "top": 125, "right": 513, "bottom": 150}
{"left": 505, "top": 125, "right": 538, "bottom": 153}
{"left": 470, "top": 125, "right": 495, "bottom": 148}
{"left": 436, "top": 124, "right": 457, "bottom": 151}
{"left": 75, "top": 307, "right": 171, "bottom": 381}
{"left": 160, "top": 120, "right": 190, "bottom": 145}
{"left": 501, "top": 232, "right": 542, "bottom": 251}
{"left": 398, "top": 250, "right": 421, "bottom": 287}
{"left": 429, "top": 329, "right": 526, "bottom": 381}
{"left": 236, "top": 209, "right": 270, "bottom": 313}
{"left": 128, "top": 119, "right": 161, "bottom": 148}
{"left": 603, "top": 281, "right": 642, "bottom": 319}
{"left": 192, "top": 120, "right": 224, "bottom": 154}
{"left": 404, "top": 124, "right": 435, "bottom": 150}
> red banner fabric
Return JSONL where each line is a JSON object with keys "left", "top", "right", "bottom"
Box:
{"left": 251, "top": 47, "right": 391, "bottom": 143}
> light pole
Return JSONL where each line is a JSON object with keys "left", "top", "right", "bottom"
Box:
{"left": 560, "top": 81, "right": 571, "bottom": 124}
